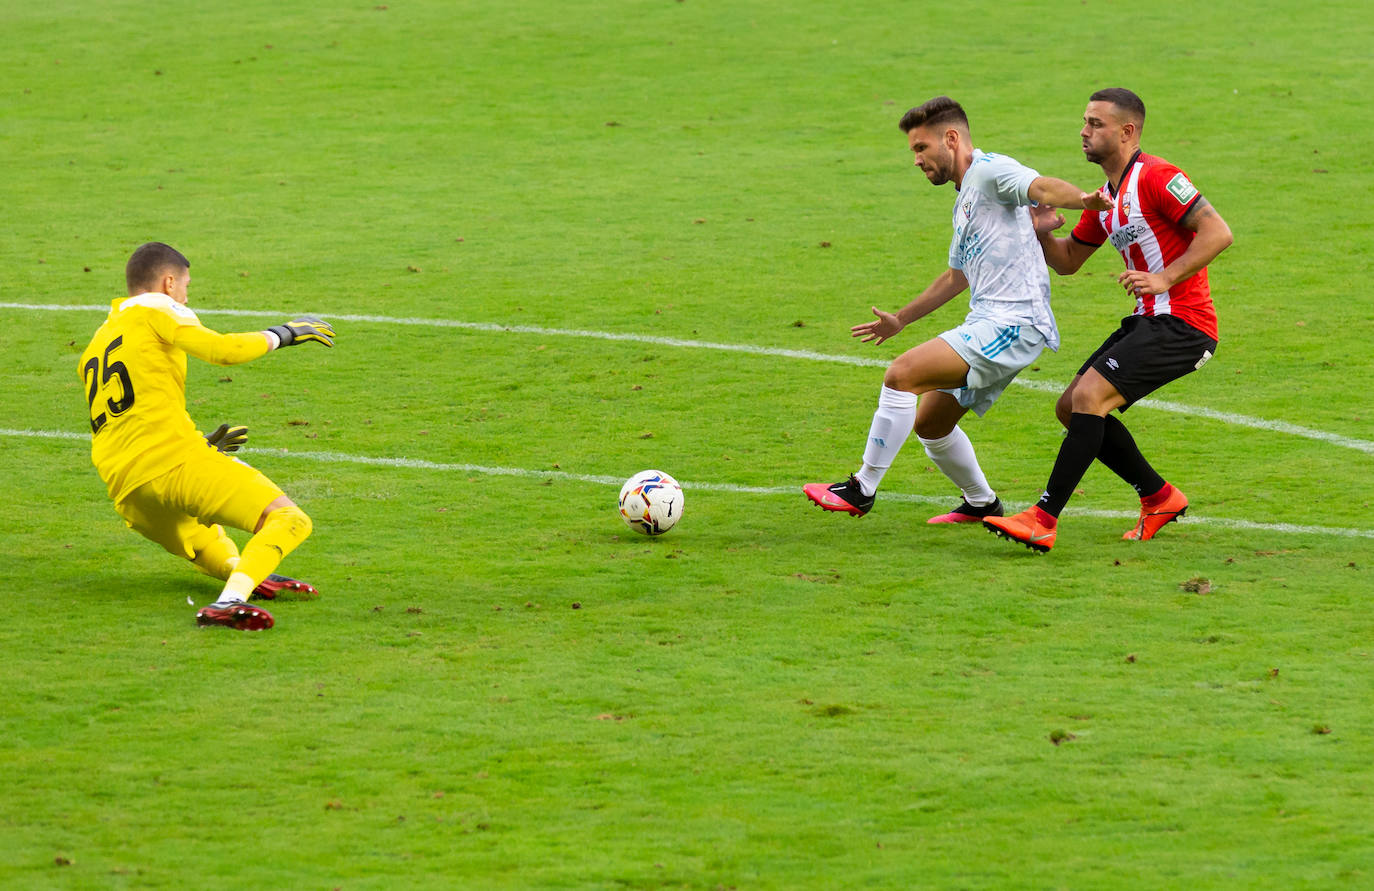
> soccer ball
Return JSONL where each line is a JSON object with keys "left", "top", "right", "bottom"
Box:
{"left": 618, "top": 470, "right": 684, "bottom": 536}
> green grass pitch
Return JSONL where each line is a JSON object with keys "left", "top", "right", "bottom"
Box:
{"left": 2, "top": 0, "right": 1372, "bottom": 887}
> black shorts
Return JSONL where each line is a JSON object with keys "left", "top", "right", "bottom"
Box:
{"left": 1078, "top": 314, "right": 1218, "bottom": 410}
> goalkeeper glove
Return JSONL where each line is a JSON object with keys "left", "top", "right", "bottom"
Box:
{"left": 205, "top": 423, "right": 248, "bottom": 453}
{"left": 268, "top": 316, "right": 336, "bottom": 348}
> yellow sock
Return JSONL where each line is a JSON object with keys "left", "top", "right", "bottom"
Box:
{"left": 217, "top": 505, "right": 313, "bottom": 602}
{"left": 190, "top": 526, "right": 241, "bottom": 580}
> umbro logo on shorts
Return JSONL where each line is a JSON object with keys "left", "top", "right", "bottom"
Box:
{"left": 1106, "top": 357, "right": 1120, "bottom": 371}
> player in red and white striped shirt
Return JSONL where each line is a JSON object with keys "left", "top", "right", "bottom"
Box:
{"left": 985, "top": 88, "right": 1233, "bottom": 551}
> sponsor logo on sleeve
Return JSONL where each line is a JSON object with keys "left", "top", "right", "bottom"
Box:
{"left": 1166, "top": 172, "right": 1198, "bottom": 204}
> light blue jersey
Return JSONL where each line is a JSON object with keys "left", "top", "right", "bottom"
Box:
{"left": 948, "top": 149, "right": 1058, "bottom": 351}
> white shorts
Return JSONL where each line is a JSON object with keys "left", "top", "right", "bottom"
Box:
{"left": 937, "top": 320, "right": 1046, "bottom": 416}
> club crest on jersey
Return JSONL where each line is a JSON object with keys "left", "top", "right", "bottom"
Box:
{"left": 962, "top": 201, "right": 972, "bottom": 219}
{"left": 1166, "top": 173, "right": 1198, "bottom": 204}
{"left": 1121, "top": 195, "right": 1132, "bottom": 217}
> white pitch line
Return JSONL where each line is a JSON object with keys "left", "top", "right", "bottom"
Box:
{"left": 9, "top": 428, "right": 1372, "bottom": 539}
{"left": 1009, "top": 378, "right": 1374, "bottom": 454}
{"left": 6, "top": 301, "right": 1372, "bottom": 454}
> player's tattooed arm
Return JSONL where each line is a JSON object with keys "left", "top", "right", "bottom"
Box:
{"left": 1180, "top": 198, "right": 1234, "bottom": 267}
{"left": 1119, "top": 198, "right": 1233, "bottom": 297}
{"left": 1180, "top": 197, "right": 1219, "bottom": 230}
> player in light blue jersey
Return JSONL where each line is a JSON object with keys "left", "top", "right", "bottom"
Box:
{"left": 805, "top": 96, "right": 1111, "bottom": 523}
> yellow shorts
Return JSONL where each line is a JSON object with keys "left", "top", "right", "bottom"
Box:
{"left": 114, "top": 448, "right": 285, "bottom": 560}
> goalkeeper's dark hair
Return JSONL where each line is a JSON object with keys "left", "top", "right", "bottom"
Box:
{"left": 898, "top": 97, "right": 969, "bottom": 135}
{"left": 1090, "top": 87, "right": 1146, "bottom": 129}
{"left": 126, "top": 242, "right": 190, "bottom": 293}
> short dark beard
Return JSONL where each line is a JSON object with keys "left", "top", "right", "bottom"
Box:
{"left": 927, "top": 154, "right": 954, "bottom": 186}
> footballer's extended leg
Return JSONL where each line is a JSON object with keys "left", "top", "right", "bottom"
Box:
{"left": 984, "top": 412, "right": 1104, "bottom": 552}
{"left": 803, "top": 384, "right": 916, "bottom": 517}
{"left": 806, "top": 338, "right": 972, "bottom": 519}
{"left": 224, "top": 502, "right": 312, "bottom": 596}
{"left": 918, "top": 424, "right": 1000, "bottom": 524}
{"left": 853, "top": 385, "right": 919, "bottom": 497}
{"left": 198, "top": 503, "right": 309, "bottom": 631}
{"left": 912, "top": 392, "right": 1000, "bottom": 524}
{"left": 1090, "top": 415, "right": 1188, "bottom": 540}
{"left": 988, "top": 370, "right": 1128, "bottom": 551}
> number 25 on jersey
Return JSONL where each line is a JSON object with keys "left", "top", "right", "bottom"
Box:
{"left": 83, "top": 336, "right": 135, "bottom": 433}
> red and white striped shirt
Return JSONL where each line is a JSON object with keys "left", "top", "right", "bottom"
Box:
{"left": 1072, "top": 151, "right": 1217, "bottom": 340}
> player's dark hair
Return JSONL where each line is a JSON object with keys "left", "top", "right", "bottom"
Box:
{"left": 1090, "top": 87, "right": 1146, "bottom": 127}
{"left": 898, "top": 96, "right": 969, "bottom": 134}
{"left": 126, "top": 242, "right": 190, "bottom": 293}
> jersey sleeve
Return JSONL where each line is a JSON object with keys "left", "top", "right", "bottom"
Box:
{"left": 971, "top": 153, "right": 1040, "bottom": 206}
{"left": 1140, "top": 162, "right": 1201, "bottom": 225}
{"left": 1071, "top": 208, "right": 1107, "bottom": 246}
{"left": 140, "top": 298, "right": 203, "bottom": 343}
{"left": 173, "top": 323, "right": 273, "bottom": 366}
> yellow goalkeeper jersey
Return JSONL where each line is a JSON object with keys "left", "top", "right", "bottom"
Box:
{"left": 79, "top": 293, "right": 271, "bottom": 503}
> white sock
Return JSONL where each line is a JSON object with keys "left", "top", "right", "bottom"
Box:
{"left": 854, "top": 386, "right": 919, "bottom": 496}
{"left": 918, "top": 425, "right": 996, "bottom": 506}
{"left": 216, "top": 571, "right": 255, "bottom": 604}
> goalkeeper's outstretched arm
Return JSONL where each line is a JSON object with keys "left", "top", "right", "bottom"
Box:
{"left": 173, "top": 317, "right": 336, "bottom": 365}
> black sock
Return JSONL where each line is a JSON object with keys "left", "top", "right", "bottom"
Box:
{"left": 1096, "top": 414, "right": 1166, "bottom": 498}
{"left": 1037, "top": 413, "right": 1105, "bottom": 517}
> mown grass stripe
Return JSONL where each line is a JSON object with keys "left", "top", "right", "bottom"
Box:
{"left": 8, "top": 301, "right": 1372, "bottom": 455}
{"left": 10, "top": 428, "right": 1371, "bottom": 539}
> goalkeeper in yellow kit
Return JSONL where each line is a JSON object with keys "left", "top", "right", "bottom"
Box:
{"left": 79, "top": 242, "right": 335, "bottom": 631}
